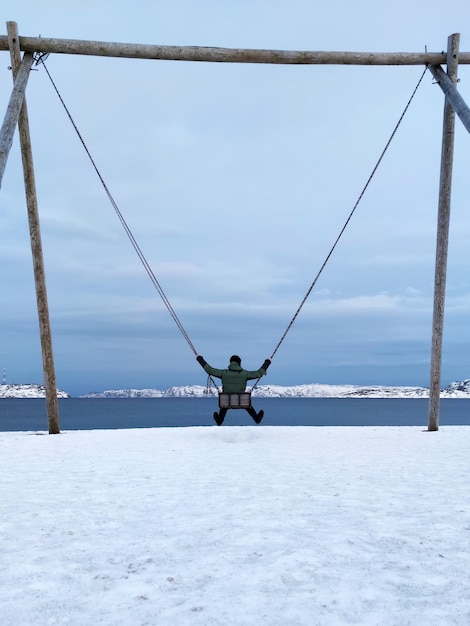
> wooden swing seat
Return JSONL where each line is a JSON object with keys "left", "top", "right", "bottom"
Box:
{"left": 218, "top": 392, "right": 252, "bottom": 409}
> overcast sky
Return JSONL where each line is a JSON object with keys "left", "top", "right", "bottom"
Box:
{"left": 1, "top": 1, "right": 470, "bottom": 396}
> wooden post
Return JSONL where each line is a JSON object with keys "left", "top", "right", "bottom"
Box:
{"left": 0, "top": 51, "right": 33, "bottom": 188}
{"left": 7, "top": 21, "right": 60, "bottom": 434}
{"left": 428, "top": 34, "right": 460, "bottom": 432}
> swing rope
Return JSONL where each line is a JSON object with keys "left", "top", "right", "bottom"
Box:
{"left": 39, "top": 59, "right": 200, "bottom": 359}
{"left": 268, "top": 66, "right": 427, "bottom": 361}
{"left": 250, "top": 65, "right": 428, "bottom": 391}
{"left": 38, "top": 58, "right": 427, "bottom": 387}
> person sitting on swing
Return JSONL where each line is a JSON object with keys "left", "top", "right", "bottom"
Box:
{"left": 196, "top": 354, "right": 271, "bottom": 426}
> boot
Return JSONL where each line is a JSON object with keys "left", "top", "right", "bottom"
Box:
{"left": 213, "top": 411, "right": 224, "bottom": 426}
{"left": 254, "top": 410, "right": 264, "bottom": 424}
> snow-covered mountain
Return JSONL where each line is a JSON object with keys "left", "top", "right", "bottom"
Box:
{"left": 2, "top": 380, "right": 470, "bottom": 399}
{"left": 445, "top": 379, "right": 470, "bottom": 394}
{"left": 81, "top": 380, "right": 470, "bottom": 399}
{"left": 0, "top": 384, "right": 70, "bottom": 399}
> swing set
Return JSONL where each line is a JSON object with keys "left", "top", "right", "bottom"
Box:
{"left": 1, "top": 23, "right": 469, "bottom": 433}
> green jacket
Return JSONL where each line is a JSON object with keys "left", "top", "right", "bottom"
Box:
{"left": 198, "top": 358, "right": 270, "bottom": 393}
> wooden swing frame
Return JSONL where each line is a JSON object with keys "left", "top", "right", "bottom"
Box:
{"left": 1, "top": 23, "right": 469, "bottom": 433}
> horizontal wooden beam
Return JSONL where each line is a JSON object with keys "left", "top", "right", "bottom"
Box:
{"left": 1, "top": 33, "right": 466, "bottom": 65}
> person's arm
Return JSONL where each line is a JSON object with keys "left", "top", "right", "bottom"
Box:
{"left": 195, "top": 355, "right": 224, "bottom": 378}
{"left": 261, "top": 358, "right": 271, "bottom": 372}
{"left": 196, "top": 355, "right": 207, "bottom": 368}
{"left": 245, "top": 358, "right": 272, "bottom": 380}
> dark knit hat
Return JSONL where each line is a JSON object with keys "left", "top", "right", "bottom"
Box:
{"left": 230, "top": 355, "right": 241, "bottom": 365}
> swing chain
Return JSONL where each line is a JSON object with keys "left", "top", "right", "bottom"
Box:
{"left": 205, "top": 374, "right": 220, "bottom": 395}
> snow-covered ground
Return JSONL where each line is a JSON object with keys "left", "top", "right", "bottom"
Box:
{"left": 1, "top": 426, "right": 468, "bottom": 625}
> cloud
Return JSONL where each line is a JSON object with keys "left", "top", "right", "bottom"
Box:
{"left": 2, "top": 1, "right": 470, "bottom": 394}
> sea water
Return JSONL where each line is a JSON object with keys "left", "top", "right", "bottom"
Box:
{"left": 0, "top": 397, "right": 469, "bottom": 432}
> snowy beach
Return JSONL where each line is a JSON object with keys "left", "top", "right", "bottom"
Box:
{"left": 1, "top": 426, "right": 469, "bottom": 625}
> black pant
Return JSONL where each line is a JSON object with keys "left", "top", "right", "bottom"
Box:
{"left": 219, "top": 406, "right": 258, "bottom": 420}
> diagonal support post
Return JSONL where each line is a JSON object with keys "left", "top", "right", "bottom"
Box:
{"left": 428, "top": 63, "right": 470, "bottom": 134}
{"left": 7, "top": 21, "right": 60, "bottom": 434}
{"left": 0, "top": 51, "right": 34, "bottom": 188}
